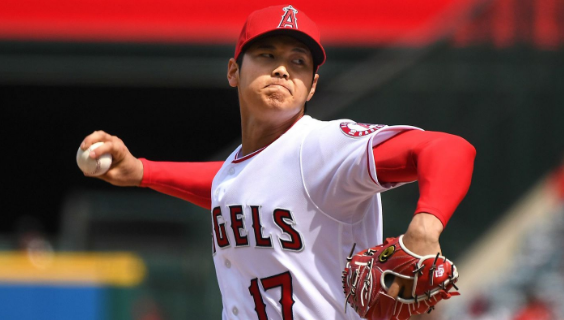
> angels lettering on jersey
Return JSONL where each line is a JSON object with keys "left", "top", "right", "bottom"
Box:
{"left": 211, "top": 205, "right": 303, "bottom": 254}
{"left": 211, "top": 121, "right": 387, "bottom": 253}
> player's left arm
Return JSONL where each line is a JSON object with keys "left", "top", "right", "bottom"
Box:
{"left": 372, "top": 130, "right": 476, "bottom": 256}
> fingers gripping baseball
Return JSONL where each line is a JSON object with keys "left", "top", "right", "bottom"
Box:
{"left": 79, "top": 130, "right": 143, "bottom": 186}
{"left": 342, "top": 236, "right": 460, "bottom": 320}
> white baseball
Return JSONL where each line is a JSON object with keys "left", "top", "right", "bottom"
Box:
{"left": 76, "top": 142, "right": 112, "bottom": 176}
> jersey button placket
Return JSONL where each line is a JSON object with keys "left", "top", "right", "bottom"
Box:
{"left": 232, "top": 306, "right": 238, "bottom": 316}
{"left": 224, "top": 259, "right": 231, "bottom": 268}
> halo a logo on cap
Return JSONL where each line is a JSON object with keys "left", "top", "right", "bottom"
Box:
{"left": 340, "top": 122, "right": 385, "bottom": 137}
{"left": 278, "top": 5, "right": 298, "bottom": 29}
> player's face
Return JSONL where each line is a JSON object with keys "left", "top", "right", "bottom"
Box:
{"left": 227, "top": 35, "right": 319, "bottom": 120}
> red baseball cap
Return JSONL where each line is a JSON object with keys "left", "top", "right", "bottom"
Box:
{"left": 234, "top": 5, "right": 326, "bottom": 69}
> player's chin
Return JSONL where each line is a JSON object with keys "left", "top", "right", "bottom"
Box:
{"left": 263, "top": 94, "right": 294, "bottom": 110}
{"left": 264, "top": 90, "right": 290, "bottom": 102}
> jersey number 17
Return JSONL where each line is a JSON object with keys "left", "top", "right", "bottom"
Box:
{"left": 249, "top": 271, "right": 295, "bottom": 320}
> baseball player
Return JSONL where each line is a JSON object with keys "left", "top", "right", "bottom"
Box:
{"left": 80, "top": 5, "right": 475, "bottom": 320}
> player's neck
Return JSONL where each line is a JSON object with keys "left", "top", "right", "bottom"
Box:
{"left": 240, "top": 111, "right": 304, "bottom": 157}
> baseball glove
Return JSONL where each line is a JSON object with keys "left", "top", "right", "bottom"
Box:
{"left": 342, "top": 235, "right": 460, "bottom": 319}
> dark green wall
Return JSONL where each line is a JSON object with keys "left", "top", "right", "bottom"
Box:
{"left": 331, "top": 45, "right": 564, "bottom": 257}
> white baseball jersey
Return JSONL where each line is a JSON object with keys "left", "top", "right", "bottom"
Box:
{"left": 210, "top": 115, "right": 420, "bottom": 320}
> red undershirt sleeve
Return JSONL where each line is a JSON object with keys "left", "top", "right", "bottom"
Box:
{"left": 373, "top": 130, "right": 476, "bottom": 227}
{"left": 139, "top": 158, "right": 223, "bottom": 210}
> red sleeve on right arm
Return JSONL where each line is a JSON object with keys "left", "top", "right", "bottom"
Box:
{"left": 139, "top": 158, "right": 223, "bottom": 210}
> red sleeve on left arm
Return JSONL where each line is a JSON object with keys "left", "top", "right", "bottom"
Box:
{"left": 373, "top": 130, "right": 476, "bottom": 227}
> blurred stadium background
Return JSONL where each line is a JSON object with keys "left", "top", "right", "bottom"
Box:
{"left": 0, "top": 0, "right": 563, "bottom": 319}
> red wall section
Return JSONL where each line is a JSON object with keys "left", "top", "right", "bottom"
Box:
{"left": 0, "top": 0, "right": 475, "bottom": 46}
{"left": 452, "top": 0, "right": 563, "bottom": 50}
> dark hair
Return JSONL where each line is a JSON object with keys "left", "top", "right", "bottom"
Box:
{"left": 235, "top": 51, "right": 317, "bottom": 114}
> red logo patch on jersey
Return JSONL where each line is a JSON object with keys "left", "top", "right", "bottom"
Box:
{"left": 340, "top": 122, "right": 385, "bottom": 137}
{"left": 278, "top": 5, "right": 298, "bottom": 29}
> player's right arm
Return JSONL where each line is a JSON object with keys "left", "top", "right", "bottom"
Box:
{"left": 80, "top": 130, "right": 222, "bottom": 210}
{"left": 139, "top": 159, "right": 222, "bottom": 209}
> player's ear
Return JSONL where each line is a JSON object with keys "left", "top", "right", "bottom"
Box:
{"left": 306, "top": 74, "right": 319, "bottom": 101}
{"left": 227, "top": 58, "right": 240, "bottom": 87}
